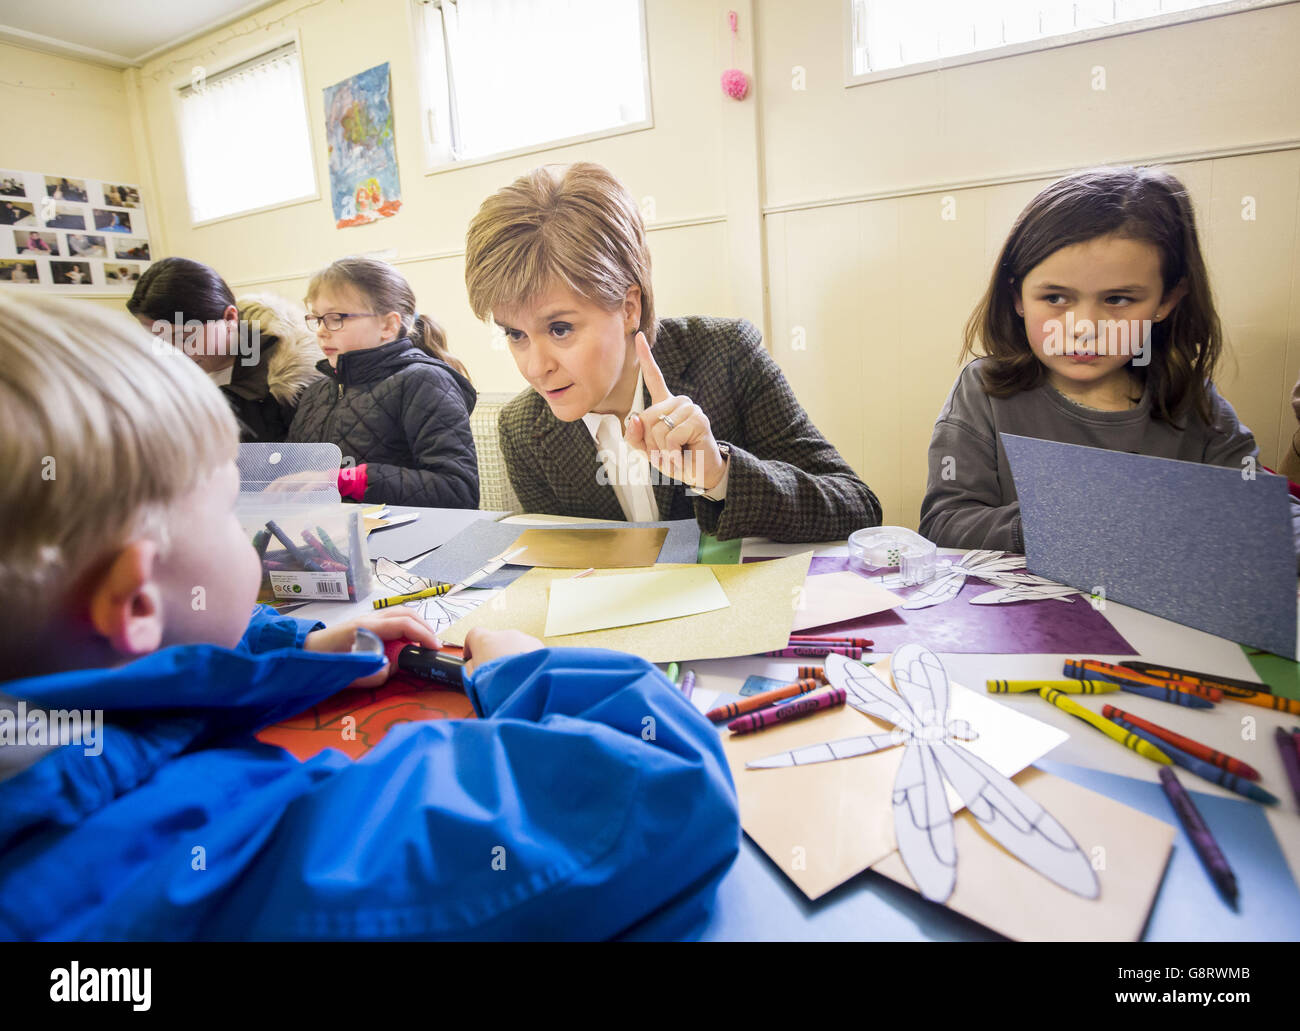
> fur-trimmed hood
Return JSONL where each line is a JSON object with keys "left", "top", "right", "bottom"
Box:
{"left": 236, "top": 292, "right": 325, "bottom": 407}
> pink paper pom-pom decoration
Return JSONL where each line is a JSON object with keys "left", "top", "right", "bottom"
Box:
{"left": 721, "top": 68, "right": 749, "bottom": 101}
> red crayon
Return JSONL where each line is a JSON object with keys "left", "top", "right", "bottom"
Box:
{"left": 1102, "top": 704, "right": 1261, "bottom": 781}
{"left": 764, "top": 645, "right": 862, "bottom": 659}
{"left": 728, "top": 688, "right": 846, "bottom": 735}
{"left": 788, "top": 636, "right": 873, "bottom": 649}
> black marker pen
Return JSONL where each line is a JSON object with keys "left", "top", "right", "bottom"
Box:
{"left": 397, "top": 645, "right": 465, "bottom": 689}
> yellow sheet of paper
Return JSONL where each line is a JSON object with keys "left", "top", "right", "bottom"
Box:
{"left": 509, "top": 526, "right": 668, "bottom": 569}
{"left": 544, "top": 566, "right": 728, "bottom": 636}
{"left": 724, "top": 657, "right": 1173, "bottom": 939}
{"left": 792, "top": 571, "right": 905, "bottom": 632}
{"left": 442, "top": 552, "right": 814, "bottom": 663}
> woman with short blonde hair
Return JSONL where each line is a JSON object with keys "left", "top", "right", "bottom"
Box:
{"left": 465, "top": 162, "right": 881, "bottom": 542}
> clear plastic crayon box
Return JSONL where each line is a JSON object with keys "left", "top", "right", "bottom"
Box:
{"left": 236, "top": 443, "right": 374, "bottom": 604}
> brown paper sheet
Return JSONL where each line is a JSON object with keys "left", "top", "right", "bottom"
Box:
{"left": 724, "top": 658, "right": 1174, "bottom": 940}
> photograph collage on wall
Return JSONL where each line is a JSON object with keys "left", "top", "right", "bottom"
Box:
{"left": 0, "top": 170, "right": 151, "bottom": 292}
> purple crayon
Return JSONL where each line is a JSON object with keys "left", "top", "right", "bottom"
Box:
{"left": 763, "top": 645, "right": 863, "bottom": 660}
{"left": 1277, "top": 727, "right": 1300, "bottom": 812}
{"left": 727, "top": 688, "right": 846, "bottom": 735}
{"left": 678, "top": 670, "right": 696, "bottom": 701}
{"left": 1158, "top": 766, "right": 1237, "bottom": 906}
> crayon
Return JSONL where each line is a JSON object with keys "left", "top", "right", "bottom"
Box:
{"left": 1228, "top": 690, "right": 1300, "bottom": 716}
{"left": 986, "top": 679, "right": 1119, "bottom": 694}
{"left": 1277, "top": 727, "right": 1300, "bottom": 811}
{"left": 1120, "top": 660, "right": 1270, "bottom": 698}
{"left": 1120, "top": 682, "right": 1215, "bottom": 709}
{"left": 665, "top": 662, "right": 680, "bottom": 686}
{"left": 265, "top": 519, "right": 323, "bottom": 573}
{"left": 372, "top": 581, "right": 455, "bottom": 610}
{"left": 679, "top": 670, "right": 696, "bottom": 700}
{"left": 301, "top": 529, "right": 339, "bottom": 569}
{"left": 1064, "top": 658, "right": 1222, "bottom": 702}
{"left": 707, "top": 679, "right": 822, "bottom": 722}
{"left": 315, "top": 524, "right": 349, "bottom": 564}
{"left": 788, "top": 636, "right": 873, "bottom": 649}
{"left": 1112, "top": 717, "right": 1278, "bottom": 805}
{"left": 763, "top": 645, "right": 862, "bottom": 660}
{"left": 251, "top": 528, "right": 271, "bottom": 559}
{"left": 1101, "top": 704, "right": 1261, "bottom": 781}
{"left": 728, "top": 688, "right": 846, "bottom": 735}
{"left": 1158, "top": 767, "right": 1238, "bottom": 906}
{"left": 1038, "top": 688, "right": 1171, "bottom": 765}
{"left": 797, "top": 666, "right": 829, "bottom": 684}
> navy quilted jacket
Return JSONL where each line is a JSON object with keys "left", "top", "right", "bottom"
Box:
{"left": 288, "top": 337, "right": 479, "bottom": 508}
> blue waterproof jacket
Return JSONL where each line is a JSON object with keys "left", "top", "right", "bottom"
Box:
{"left": 0, "top": 607, "right": 739, "bottom": 940}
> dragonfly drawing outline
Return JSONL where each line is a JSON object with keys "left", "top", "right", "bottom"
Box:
{"left": 866, "top": 550, "right": 1082, "bottom": 609}
{"left": 747, "top": 644, "right": 1099, "bottom": 904}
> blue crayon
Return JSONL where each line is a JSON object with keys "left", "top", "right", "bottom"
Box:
{"left": 1113, "top": 716, "right": 1279, "bottom": 805}
{"left": 265, "top": 519, "right": 324, "bottom": 573}
{"left": 1119, "top": 682, "right": 1215, "bottom": 709}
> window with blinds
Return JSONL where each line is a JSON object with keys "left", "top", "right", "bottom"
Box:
{"left": 412, "top": 0, "right": 652, "bottom": 168}
{"left": 849, "top": 0, "right": 1281, "bottom": 81}
{"left": 176, "top": 41, "right": 317, "bottom": 224}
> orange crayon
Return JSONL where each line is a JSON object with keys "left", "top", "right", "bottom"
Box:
{"left": 706, "top": 679, "right": 821, "bottom": 723}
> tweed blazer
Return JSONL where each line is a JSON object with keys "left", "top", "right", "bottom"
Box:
{"left": 497, "top": 316, "right": 882, "bottom": 542}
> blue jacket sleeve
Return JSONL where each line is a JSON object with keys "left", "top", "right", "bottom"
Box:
{"left": 204, "top": 647, "right": 741, "bottom": 940}
{"left": 237, "top": 604, "right": 324, "bottom": 654}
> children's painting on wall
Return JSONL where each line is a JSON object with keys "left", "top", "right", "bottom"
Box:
{"left": 323, "top": 62, "right": 401, "bottom": 229}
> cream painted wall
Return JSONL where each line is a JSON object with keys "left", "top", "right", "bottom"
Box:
{"left": 0, "top": 41, "right": 142, "bottom": 313}
{"left": 128, "top": 0, "right": 749, "bottom": 396}
{"left": 4, "top": 1, "right": 1298, "bottom": 533}
{"left": 758, "top": 0, "right": 1300, "bottom": 528}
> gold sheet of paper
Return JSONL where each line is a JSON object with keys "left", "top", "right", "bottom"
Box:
{"left": 508, "top": 527, "right": 668, "bottom": 568}
{"left": 723, "top": 664, "right": 1067, "bottom": 899}
{"left": 792, "top": 571, "right": 905, "bottom": 632}
{"left": 872, "top": 768, "right": 1174, "bottom": 941}
{"left": 544, "top": 566, "right": 729, "bottom": 636}
{"left": 442, "top": 552, "right": 814, "bottom": 663}
{"left": 724, "top": 658, "right": 1173, "bottom": 940}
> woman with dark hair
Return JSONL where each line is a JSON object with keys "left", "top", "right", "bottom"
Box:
{"left": 128, "top": 257, "right": 325, "bottom": 443}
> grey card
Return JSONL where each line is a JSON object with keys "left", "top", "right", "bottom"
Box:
{"left": 1002, "top": 432, "right": 1298, "bottom": 659}
{"left": 408, "top": 518, "right": 703, "bottom": 590}
{"left": 366, "top": 506, "right": 509, "bottom": 563}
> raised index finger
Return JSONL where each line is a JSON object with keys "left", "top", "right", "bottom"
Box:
{"left": 635, "top": 332, "right": 671, "bottom": 405}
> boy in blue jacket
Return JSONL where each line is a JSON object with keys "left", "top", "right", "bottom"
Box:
{"left": 0, "top": 296, "right": 739, "bottom": 940}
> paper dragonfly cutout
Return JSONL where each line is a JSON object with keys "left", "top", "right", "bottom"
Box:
{"left": 373, "top": 557, "right": 492, "bottom": 635}
{"left": 747, "top": 645, "right": 1099, "bottom": 904}
{"left": 866, "top": 549, "right": 1082, "bottom": 609}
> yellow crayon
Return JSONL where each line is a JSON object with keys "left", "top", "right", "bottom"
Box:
{"left": 1038, "top": 687, "right": 1172, "bottom": 766}
{"left": 986, "top": 679, "right": 1120, "bottom": 695}
{"left": 372, "top": 581, "right": 454, "bottom": 609}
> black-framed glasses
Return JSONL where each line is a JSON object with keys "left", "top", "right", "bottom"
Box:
{"left": 305, "top": 311, "right": 379, "bottom": 331}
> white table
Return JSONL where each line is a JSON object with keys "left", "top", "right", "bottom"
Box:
{"left": 295, "top": 513, "right": 1300, "bottom": 926}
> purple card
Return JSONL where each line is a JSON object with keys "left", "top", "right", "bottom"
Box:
{"left": 770, "top": 556, "right": 1135, "bottom": 655}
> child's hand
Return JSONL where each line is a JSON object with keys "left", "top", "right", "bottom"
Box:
{"left": 304, "top": 608, "right": 440, "bottom": 689}
{"left": 463, "top": 628, "right": 545, "bottom": 677}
